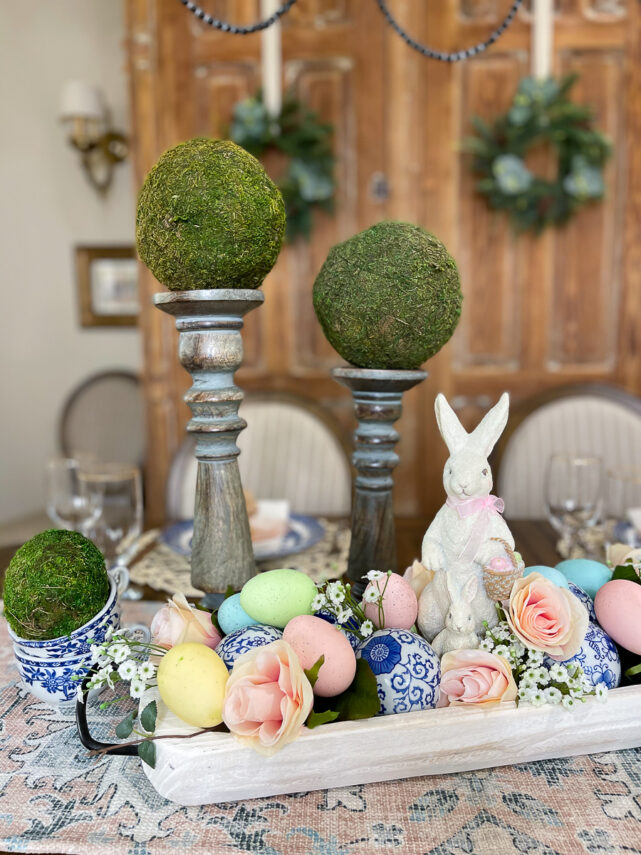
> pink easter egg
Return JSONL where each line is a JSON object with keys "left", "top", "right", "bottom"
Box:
{"left": 595, "top": 579, "right": 641, "bottom": 655}
{"left": 363, "top": 573, "right": 418, "bottom": 630}
{"left": 283, "top": 615, "right": 356, "bottom": 697}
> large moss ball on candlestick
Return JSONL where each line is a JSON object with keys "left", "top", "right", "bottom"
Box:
{"left": 313, "top": 221, "right": 462, "bottom": 369}
{"left": 3, "top": 530, "right": 110, "bottom": 640}
{"left": 136, "top": 138, "right": 286, "bottom": 291}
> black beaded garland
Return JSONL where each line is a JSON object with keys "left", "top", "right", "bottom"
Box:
{"left": 178, "top": 0, "right": 298, "bottom": 35}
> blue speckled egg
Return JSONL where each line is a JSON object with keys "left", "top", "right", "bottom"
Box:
{"left": 523, "top": 565, "right": 569, "bottom": 588}
{"left": 356, "top": 629, "right": 440, "bottom": 716}
{"left": 316, "top": 608, "right": 360, "bottom": 651}
{"left": 544, "top": 622, "right": 620, "bottom": 690}
{"left": 215, "top": 625, "right": 282, "bottom": 670}
{"left": 218, "top": 593, "right": 260, "bottom": 635}
{"left": 567, "top": 581, "right": 597, "bottom": 622}
{"left": 556, "top": 559, "right": 611, "bottom": 600}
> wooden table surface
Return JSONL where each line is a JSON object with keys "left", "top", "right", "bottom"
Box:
{"left": 0, "top": 518, "right": 559, "bottom": 599}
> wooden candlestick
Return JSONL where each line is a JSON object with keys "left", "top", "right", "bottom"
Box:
{"left": 333, "top": 367, "right": 427, "bottom": 597}
{"left": 154, "top": 289, "right": 263, "bottom": 593}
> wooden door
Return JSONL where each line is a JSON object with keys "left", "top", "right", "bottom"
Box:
{"left": 125, "top": 0, "right": 641, "bottom": 533}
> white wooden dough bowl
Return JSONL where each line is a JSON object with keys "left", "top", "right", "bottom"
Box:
{"left": 140, "top": 685, "right": 641, "bottom": 805}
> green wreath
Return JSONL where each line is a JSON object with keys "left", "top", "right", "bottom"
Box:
{"left": 464, "top": 74, "right": 611, "bottom": 233}
{"left": 230, "top": 94, "right": 335, "bottom": 241}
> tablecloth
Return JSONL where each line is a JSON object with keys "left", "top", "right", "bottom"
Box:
{"left": 2, "top": 602, "right": 641, "bottom": 855}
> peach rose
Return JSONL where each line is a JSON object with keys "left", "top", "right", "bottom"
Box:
{"left": 507, "top": 572, "right": 588, "bottom": 661}
{"left": 440, "top": 649, "right": 517, "bottom": 707}
{"left": 222, "top": 639, "right": 314, "bottom": 756}
{"left": 150, "top": 593, "right": 221, "bottom": 650}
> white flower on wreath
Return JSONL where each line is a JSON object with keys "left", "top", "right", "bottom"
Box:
{"left": 362, "top": 587, "right": 380, "bottom": 604}
{"left": 138, "top": 661, "right": 156, "bottom": 680}
{"left": 336, "top": 607, "right": 353, "bottom": 625}
{"left": 311, "top": 593, "right": 327, "bottom": 611}
{"left": 326, "top": 582, "right": 345, "bottom": 606}
{"left": 366, "top": 570, "right": 386, "bottom": 582}
{"left": 360, "top": 620, "right": 374, "bottom": 638}
{"left": 130, "top": 678, "right": 146, "bottom": 699}
{"left": 118, "top": 660, "right": 138, "bottom": 681}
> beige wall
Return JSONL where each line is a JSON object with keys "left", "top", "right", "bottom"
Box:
{"left": 0, "top": 1, "right": 141, "bottom": 524}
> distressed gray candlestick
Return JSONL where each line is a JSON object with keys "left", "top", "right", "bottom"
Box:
{"left": 154, "top": 289, "right": 263, "bottom": 594}
{"left": 333, "top": 367, "right": 427, "bottom": 598}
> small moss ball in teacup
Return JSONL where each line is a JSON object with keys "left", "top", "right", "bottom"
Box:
{"left": 136, "top": 137, "right": 286, "bottom": 291}
{"left": 312, "top": 220, "right": 462, "bottom": 370}
{"left": 3, "top": 529, "right": 109, "bottom": 640}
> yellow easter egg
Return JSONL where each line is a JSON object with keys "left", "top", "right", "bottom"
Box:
{"left": 157, "top": 642, "right": 229, "bottom": 728}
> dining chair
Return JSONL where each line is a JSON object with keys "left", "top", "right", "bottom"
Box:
{"left": 59, "top": 370, "right": 145, "bottom": 467}
{"left": 166, "top": 392, "right": 352, "bottom": 520}
{"left": 493, "top": 383, "right": 641, "bottom": 519}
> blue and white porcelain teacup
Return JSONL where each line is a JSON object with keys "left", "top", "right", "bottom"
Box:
{"left": 8, "top": 566, "right": 127, "bottom": 660}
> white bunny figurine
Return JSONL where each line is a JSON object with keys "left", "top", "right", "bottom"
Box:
{"left": 418, "top": 392, "right": 514, "bottom": 642}
{"left": 430, "top": 572, "right": 480, "bottom": 658}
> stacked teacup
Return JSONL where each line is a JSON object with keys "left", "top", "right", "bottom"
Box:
{"left": 4, "top": 531, "right": 127, "bottom": 706}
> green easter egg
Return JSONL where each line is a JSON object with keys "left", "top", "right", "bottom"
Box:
{"left": 240, "top": 568, "right": 317, "bottom": 629}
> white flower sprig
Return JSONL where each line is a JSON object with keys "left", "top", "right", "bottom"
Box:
{"left": 312, "top": 570, "right": 392, "bottom": 639}
{"left": 481, "top": 619, "right": 606, "bottom": 708}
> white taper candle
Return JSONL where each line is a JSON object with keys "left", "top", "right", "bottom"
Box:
{"left": 532, "top": 0, "right": 553, "bottom": 79}
{"left": 261, "top": 0, "right": 282, "bottom": 118}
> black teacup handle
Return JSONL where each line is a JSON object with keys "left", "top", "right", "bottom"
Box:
{"left": 75, "top": 665, "right": 137, "bottom": 756}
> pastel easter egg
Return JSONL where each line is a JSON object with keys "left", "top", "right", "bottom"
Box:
{"left": 315, "top": 608, "right": 360, "bottom": 651}
{"left": 356, "top": 629, "right": 440, "bottom": 716}
{"left": 363, "top": 573, "right": 418, "bottom": 630}
{"left": 556, "top": 559, "right": 611, "bottom": 600}
{"left": 157, "top": 642, "right": 228, "bottom": 727}
{"left": 567, "top": 581, "right": 597, "bottom": 622}
{"left": 595, "top": 579, "right": 641, "bottom": 654}
{"left": 215, "top": 625, "right": 282, "bottom": 670}
{"left": 523, "top": 565, "right": 569, "bottom": 588}
{"left": 544, "top": 622, "right": 620, "bottom": 690}
{"left": 283, "top": 615, "right": 357, "bottom": 697}
{"left": 240, "top": 568, "right": 317, "bottom": 628}
{"left": 217, "top": 593, "right": 259, "bottom": 635}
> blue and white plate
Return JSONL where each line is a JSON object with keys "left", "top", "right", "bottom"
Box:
{"left": 161, "top": 514, "right": 325, "bottom": 562}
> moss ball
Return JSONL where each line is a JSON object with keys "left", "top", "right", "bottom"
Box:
{"left": 313, "top": 221, "right": 462, "bottom": 369}
{"left": 136, "top": 138, "right": 286, "bottom": 291}
{"left": 3, "top": 530, "right": 110, "bottom": 640}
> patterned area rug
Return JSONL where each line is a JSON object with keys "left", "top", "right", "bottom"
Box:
{"left": 1, "top": 603, "right": 641, "bottom": 855}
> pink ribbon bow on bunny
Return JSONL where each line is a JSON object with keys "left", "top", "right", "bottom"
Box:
{"left": 446, "top": 494, "right": 505, "bottom": 519}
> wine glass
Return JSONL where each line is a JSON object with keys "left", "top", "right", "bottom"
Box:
{"left": 544, "top": 454, "right": 604, "bottom": 553}
{"left": 46, "top": 458, "right": 102, "bottom": 532}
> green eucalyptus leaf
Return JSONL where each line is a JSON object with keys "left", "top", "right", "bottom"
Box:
{"left": 138, "top": 739, "right": 156, "bottom": 769}
{"left": 140, "top": 700, "right": 157, "bottom": 734}
{"left": 306, "top": 709, "right": 340, "bottom": 729}
{"left": 313, "top": 659, "right": 380, "bottom": 722}
{"left": 115, "top": 711, "right": 134, "bottom": 739}
{"left": 304, "top": 655, "right": 325, "bottom": 688}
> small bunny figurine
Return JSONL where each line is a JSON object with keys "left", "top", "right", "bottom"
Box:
{"left": 418, "top": 392, "right": 514, "bottom": 643}
{"left": 430, "top": 573, "right": 480, "bottom": 658}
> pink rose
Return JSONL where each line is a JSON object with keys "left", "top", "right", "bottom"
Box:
{"left": 222, "top": 640, "right": 314, "bottom": 756}
{"left": 440, "top": 649, "right": 517, "bottom": 707}
{"left": 150, "top": 593, "right": 221, "bottom": 650}
{"left": 507, "top": 572, "right": 588, "bottom": 661}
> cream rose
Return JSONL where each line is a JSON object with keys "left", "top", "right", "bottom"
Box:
{"left": 507, "top": 572, "right": 588, "bottom": 661}
{"left": 222, "top": 640, "right": 314, "bottom": 756}
{"left": 440, "top": 649, "right": 517, "bottom": 707}
{"left": 150, "top": 592, "right": 221, "bottom": 650}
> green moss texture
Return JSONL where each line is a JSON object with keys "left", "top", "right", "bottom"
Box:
{"left": 3, "top": 529, "right": 110, "bottom": 640}
{"left": 136, "top": 138, "right": 286, "bottom": 291}
{"left": 313, "top": 221, "right": 463, "bottom": 370}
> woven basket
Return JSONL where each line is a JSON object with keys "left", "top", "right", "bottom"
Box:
{"left": 482, "top": 537, "right": 524, "bottom": 601}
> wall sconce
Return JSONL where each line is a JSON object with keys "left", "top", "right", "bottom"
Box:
{"left": 59, "top": 80, "right": 129, "bottom": 196}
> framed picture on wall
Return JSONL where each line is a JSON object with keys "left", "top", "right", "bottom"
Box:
{"left": 75, "top": 245, "right": 139, "bottom": 327}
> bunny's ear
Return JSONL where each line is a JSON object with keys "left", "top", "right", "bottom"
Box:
{"left": 469, "top": 392, "right": 509, "bottom": 458}
{"left": 462, "top": 574, "right": 478, "bottom": 603}
{"left": 435, "top": 394, "right": 468, "bottom": 455}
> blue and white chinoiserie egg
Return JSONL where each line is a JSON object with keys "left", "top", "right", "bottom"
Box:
{"left": 567, "top": 581, "right": 597, "bottom": 622}
{"left": 215, "top": 625, "right": 283, "bottom": 670}
{"left": 544, "top": 622, "right": 621, "bottom": 690}
{"left": 356, "top": 629, "right": 440, "bottom": 716}
{"left": 315, "top": 609, "right": 360, "bottom": 651}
